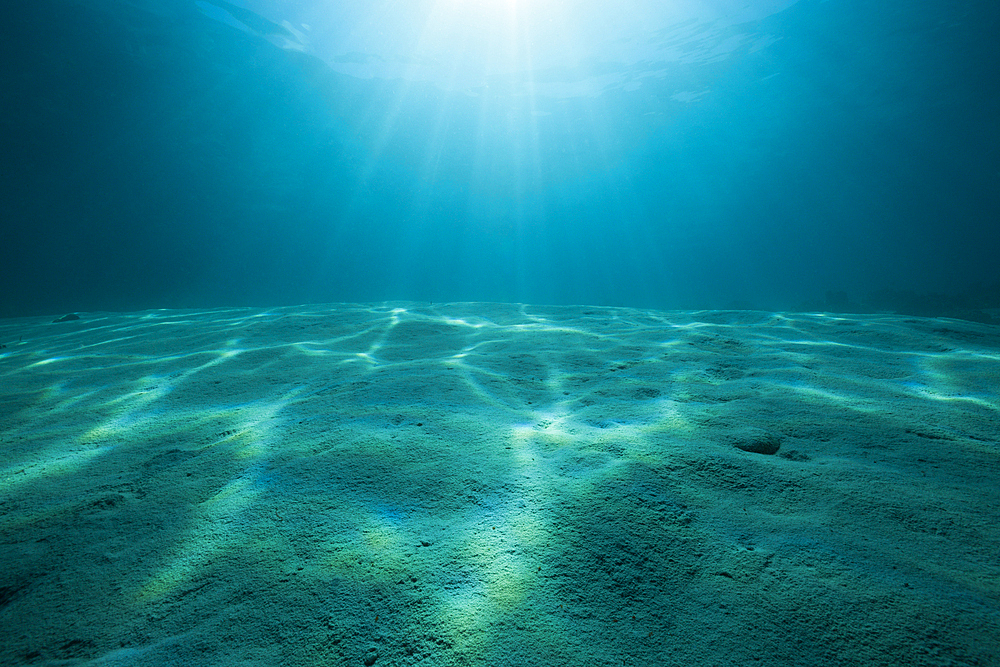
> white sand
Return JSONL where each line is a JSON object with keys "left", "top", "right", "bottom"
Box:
{"left": 1, "top": 302, "right": 998, "bottom": 666}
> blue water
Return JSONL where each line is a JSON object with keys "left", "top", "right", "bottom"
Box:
{"left": 2, "top": 0, "right": 998, "bottom": 318}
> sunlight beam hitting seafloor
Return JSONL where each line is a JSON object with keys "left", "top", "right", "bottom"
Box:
{"left": 1, "top": 303, "right": 999, "bottom": 665}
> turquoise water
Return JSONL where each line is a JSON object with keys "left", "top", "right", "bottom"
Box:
{"left": 2, "top": 0, "right": 998, "bottom": 316}
{"left": 2, "top": 6, "right": 1000, "bottom": 662}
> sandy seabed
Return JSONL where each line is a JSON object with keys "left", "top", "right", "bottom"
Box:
{"left": 1, "top": 302, "right": 998, "bottom": 666}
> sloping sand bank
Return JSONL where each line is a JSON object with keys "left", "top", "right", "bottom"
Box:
{"left": 2, "top": 302, "right": 998, "bottom": 666}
